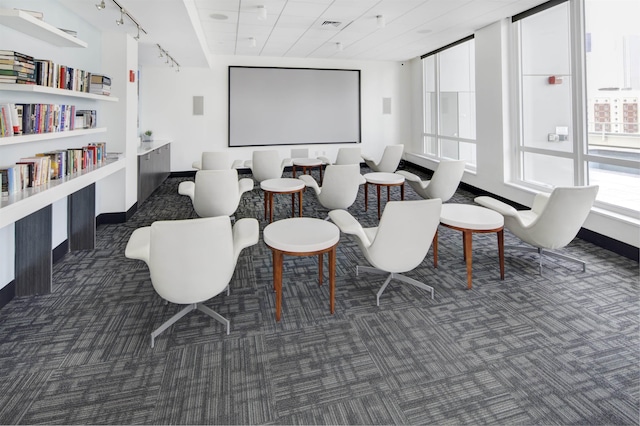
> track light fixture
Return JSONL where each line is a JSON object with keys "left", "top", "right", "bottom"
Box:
{"left": 249, "top": 37, "right": 257, "bottom": 47}
{"left": 116, "top": 8, "right": 125, "bottom": 25}
{"left": 376, "top": 15, "right": 385, "bottom": 29}
{"left": 257, "top": 5, "right": 267, "bottom": 20}
{"left": 98, "top": 0, "right": 148, "bottom": 38}
{"left": 157, "top": 44, "right": 180, "bottom": 71}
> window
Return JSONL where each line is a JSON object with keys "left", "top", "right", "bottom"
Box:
{"left": 422, "top": 37, "right": 476, "bottom": 166}
{"left": 513, "top": 0, "right": 640, "bottom": 216}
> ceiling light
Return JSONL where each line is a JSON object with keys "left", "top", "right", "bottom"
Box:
{"left": 134, "top": 25, "right": 141, "bottom": 40}
{"left": 336, "top": 42, "right": 343, "bottom": 52}
{"left": 257, "top": 5, "right": 267, "bottom": 21}
{"left": 95, "top": 0, "right": 106, "bottom": 10}
{"left": 376, "top": 15, "right": 385, "bottom": 29}
{"left": 116, "top": 8, "right": 125, "bottom": 25}
{"left": 210, "top": 13, "right": 228, "bottom": 20}
{"left": 249, "top": 37, "right": 257, "bottom": 47}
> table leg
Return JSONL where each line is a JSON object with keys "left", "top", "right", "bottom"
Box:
{"left": 364, "top": 183, "right": 368, "bottom": 211}
{"left": 498, "top": 229, "right": 505, "bottom": 280}
{"left": 401, "top": 183, "right": 405, "bottom": 200}
{"left": 329, "top": 246, "right": 336, "bottom": 314}
{"left": 269, "top": 192, "right": 274, "bottom": 223}
{"left": 319, "top": 166, "right": 323, "bottom": 184}
{"left": 433, "top": 230, "right": 438, "bottom": 268}
{"left": 387, "top": 185, "right": 390, "bottom": 202}
{"left": 463, "top": 230, "right": 473, "bottom": 289}
{"left": 318, "top": 252, "right": 323, "bottom": 286}
{"left": 291, "top": 193, "right": 295, "bottom": 218}
{"left": 292, "top": 165, "right": 297, "bottom": 178}
{"left": 299, "top": 190, "right": 303, "bottom": 217}
{"left": 273, "top": 249, "right": 283, "bottom": 321}
{"left": 377, "top": 184, "right": 381, "bottom": 219}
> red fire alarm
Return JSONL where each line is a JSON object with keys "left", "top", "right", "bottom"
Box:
{"left": 129, "top": 70, "right": 135, "bottom": 82}
{"left": 548, "top": 76, "right": 563, "bottom": 84}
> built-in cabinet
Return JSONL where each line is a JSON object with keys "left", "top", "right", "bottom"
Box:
{"left": 0, "top": 8, "right": 123, "bottom": 297}
{"left": 137, "top": 141, "right": 171, "bottom": 205}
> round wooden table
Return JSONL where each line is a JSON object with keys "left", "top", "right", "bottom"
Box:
{"left": 263, "top": 218, "right": 340, "bottom": 321}
{"left": 363, "top": 172, "right": 405, "bottom": 219}
{"left": 292, "top": 158, "right": 323, "bottom": 183}
{"left": 435, "top": 203, "right": 505, "bottom": 289}
{"left": 260, "top": 178, "right": 305, "bottom": 223}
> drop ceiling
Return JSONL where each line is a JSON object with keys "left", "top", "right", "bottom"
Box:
{"left": 59, "top": 0, "right": 549, "bottom": 68}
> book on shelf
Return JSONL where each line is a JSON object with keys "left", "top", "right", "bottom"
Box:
{"left": 75, "top": 110, "right": 96, "bottom": 129}
{"left": 57, "top": 28, "right": 78, "bottom": 37}
{"left": 0, "top": 51, "right": 36, "bottom": 84}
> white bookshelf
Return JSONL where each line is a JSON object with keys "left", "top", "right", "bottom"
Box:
{"left": 0, "top": 8, "right": 88, "bottom": 48}
{"left": 0, "top": 127, "right": 107, "bottom": 146}
{"left": 0, "top": 83, "right": 118, "bottom": 102}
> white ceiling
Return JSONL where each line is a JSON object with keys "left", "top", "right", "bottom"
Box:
{"left": 59, "top": 0, "right": 549, "bottom": 68}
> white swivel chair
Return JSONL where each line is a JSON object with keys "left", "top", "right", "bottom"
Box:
{"left": 362, "top": 144, "right": 404, "bottom": 173}
{"left": 329, "top": 199, "right": 442, "bottom": 305}
{"left": 125, "top": 216, "right": 259, "bottom": 347}
{"left": 178, "top": 169, "right": 253, "bottom": 218}
{"left": 298, "top": 164, "right": 365, "bottom": 219}
{"left": 245, "top": 150, "right": 290, "bottom": 183}
{"left": 192, "top": 151, "right": 244, "bottom": 170}
{"left": 474, "top": 185, "right": 599, "bottom": 273}
{"left": 396, "top": 159, "right": 466, "bottom": 202}
{"left": 318, "top": 147, "right": 362, "bottom": 165}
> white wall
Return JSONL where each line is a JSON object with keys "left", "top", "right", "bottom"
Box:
{"left": 405, "top": 20, "right": 640, "bottom": 248}
{"left": 139, "top": 56, "right": 411, "bottom": 171}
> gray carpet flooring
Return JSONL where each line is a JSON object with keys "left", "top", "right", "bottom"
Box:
{"left": 0, "top": 165, "right": 638, "bottom": 425}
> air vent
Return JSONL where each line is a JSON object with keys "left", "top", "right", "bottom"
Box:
{"left": 321, "top": 20, "right": 342, "bottom": 28}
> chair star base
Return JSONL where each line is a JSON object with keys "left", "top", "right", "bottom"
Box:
{"left": 151, "top": 302, "right": 230, "bottom": 348}
{"left": 356, "top": 265, "right": 434, "bottom": 306}
{"left": 506, "top": 245, "right": 587, "bottom": 274}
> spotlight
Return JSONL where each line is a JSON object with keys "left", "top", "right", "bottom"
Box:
{"left": 134, "top": 25, "right": 141, "bottom": 40}
{"left": 249, "top": 37, "right": 256, "bottom": 47}
{"left": 95, "top": 0, "right": 106, "bottom": 10}
{"left": 257, "top": 5, "right": 267, "bottom": 21}
{"left": 376, "top": 15, "right": 385, "bottom": 29}
{"left": 116, "top": 9, "right": 125, "bottom": 25}
{"left": 336, "top": 42, "right": 343, "bottom": 52}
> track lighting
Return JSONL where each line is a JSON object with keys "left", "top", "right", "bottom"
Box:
{"left": 257, "top": 5, "right": 267, "bottom": 21}
{"left": 376, "top": 15, "right": 385, "bottom": 29}
{"left": 249, "top": 37, "right": 256, "bottom": 47}
{"left": 116, "top": 8, "right": 125, "bottom": 25}
{"left": 95, "top": 0, "right": 106, "bottom": 10}
{"left": 134, "top": 25, "right": 141, "bottom": 40}
{"left": 157, "top": 44, "right": 180, "bottom": 71}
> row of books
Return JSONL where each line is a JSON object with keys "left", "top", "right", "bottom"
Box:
{"left": 0, "top": 50, "right": 36, "bottom": 84}
{"left": 0, "top": 143, "right": 107, "bottom": 195}
{"left": 0, "top": 50, "right": 112, "bottom": 96}
{"left": 0, "top": 103, "right": 81, "bottom": 137}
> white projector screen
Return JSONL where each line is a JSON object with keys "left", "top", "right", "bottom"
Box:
{"left": 228, "top": 66, "right": 361, "bottom": 147}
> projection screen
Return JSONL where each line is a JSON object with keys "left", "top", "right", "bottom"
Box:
{"left": 228, "top": 66, "right": 361, "bottom": 147}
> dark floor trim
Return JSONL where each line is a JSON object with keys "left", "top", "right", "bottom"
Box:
{"left": 97, "top": 203, "right": 137, "bottom": 226}
{"left": 404, "top": 160, "right": 639, "bottom": 262}
{"left": 52, "top": 240, "right": 69, "bottom": 264}
{"left": 0, "top": 281, "right": 15, "bottom": 310}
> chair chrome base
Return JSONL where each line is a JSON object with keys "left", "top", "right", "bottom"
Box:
{"left": 151, "top": 302, "right": 230, "bottom": 348}
{"left": 357, "top": 265, "right": 434, "bottom": 306}
{"left": 506, "top": 245, "right": 587, "bottom": 274}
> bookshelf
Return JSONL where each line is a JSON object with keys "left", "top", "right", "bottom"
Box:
{"left": 0, "top": 127, "right": 107, "bottom": 146}
{"left": 0, "top": 7, "right": 120, "bottom": 298}
{"left": 0, "top": 83, "right": 119, "bottom": 101}
{"left": 0, "top": 9, "right": 88, "bottom": 48}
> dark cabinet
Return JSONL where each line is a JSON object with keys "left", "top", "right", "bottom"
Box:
{"left": 138, "top": 142, "right": 171, "bottom": 205}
